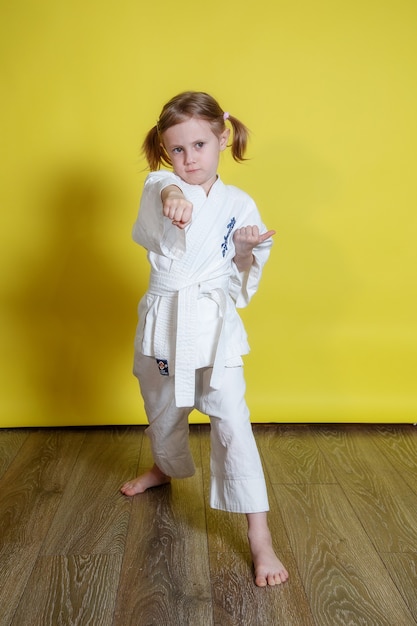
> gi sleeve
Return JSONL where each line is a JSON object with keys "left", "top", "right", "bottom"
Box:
{"left": 229, "top": 236, "right": 273, "bottom": 307}
{"left": 132, "top": 171, "right": 187, "bottom": 259}
{"left": 228, "top": 191, "right": 274, "bottom": 308}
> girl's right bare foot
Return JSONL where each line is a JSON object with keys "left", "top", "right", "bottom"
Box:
{"left": 120, "top": 464, "right": 171, "bottom": 496}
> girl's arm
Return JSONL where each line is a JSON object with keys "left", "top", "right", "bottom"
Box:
{"left": 133, "top": 173, "right": 189, "bottom": 259}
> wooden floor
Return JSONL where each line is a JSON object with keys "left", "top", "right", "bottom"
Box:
{"left": 1, "top": 423, "right": 417, "bottom": 626}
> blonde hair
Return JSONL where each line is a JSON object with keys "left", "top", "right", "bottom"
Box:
{"left": 142, "top": 91, "right": 249, "bottom": 171}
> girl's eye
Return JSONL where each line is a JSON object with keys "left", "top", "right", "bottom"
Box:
{"left": 172, "top": 147, "right": 183, "bottom": 154}
{"left": 195, "top": 142, "right": 204, "bottom": 149}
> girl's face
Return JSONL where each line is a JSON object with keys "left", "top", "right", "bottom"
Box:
{"left": 161, "top": 117, "right": 229, "bottom": 195}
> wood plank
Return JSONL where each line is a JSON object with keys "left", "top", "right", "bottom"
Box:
{"left": 312, "top": 425, "right": 417, "bottom": 553}
{"left": 1, "top": 543, "right": 48, "bottom": 626}
{"left": 2, "top": 424, "right": 416, "bottom": 626}
{"left": 275, "top": 482, "right": 416, "bottom": 626}
{"left": 379, "top": 553, "right": 417, "bottom": 623}
{"left": 40, "top": 427, "right": 142, "bottom": 556}
{"left": 114, "top": 428, "right": 213, "bottom": 626}
{"left": 372, "top": 424, "right": 417, "bottom": 494}
{"left": 0, "top": 428, "right": 86, "bottom": 625}
{"left": 0, "top": 429, "right": 87, "bottom": 543}
{"left": 210, "top": 550, "right": 315, "bottom": 626}
{"left": 0, "top": 428, "right": 30, "bottom": 479}
{"left": 11, "top": 554, "right": 123, "bottom": 626}
{"left": 254, "top": 423, "right": 336, "bottom": 484}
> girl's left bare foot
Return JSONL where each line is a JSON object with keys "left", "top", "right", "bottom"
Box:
{"left": 247, "top": 512, "right": 289, "bottom": 587}
{"left": 250, "top": 532, "right": 289, "bottom": 587}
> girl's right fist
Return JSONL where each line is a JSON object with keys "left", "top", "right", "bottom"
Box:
{"left": 161, "top": 186, "right": 193, "bottom": 229}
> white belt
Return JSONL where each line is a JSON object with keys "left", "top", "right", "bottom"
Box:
{"left": 149, "top": 273, "right": 229, "bottom": 407}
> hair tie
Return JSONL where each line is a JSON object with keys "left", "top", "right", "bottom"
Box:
{"left": 223, "top": 111, "right": 230, "bottom": 121}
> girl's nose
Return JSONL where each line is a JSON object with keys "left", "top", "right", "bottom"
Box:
{"left": 184, "top": 150, "right": 196, "bottom": 164}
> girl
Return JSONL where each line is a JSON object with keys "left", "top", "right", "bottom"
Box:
{"left": 121, "top": 91, "right": 288, "bottom": 587}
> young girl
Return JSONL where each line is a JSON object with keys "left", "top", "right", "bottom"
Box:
{"left": 121, "top": 91, "right": 289, "bottom": 587}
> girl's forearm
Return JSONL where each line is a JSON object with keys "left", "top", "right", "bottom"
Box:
{"left": 233, "top": 253, "right": 254, "bottom": 273}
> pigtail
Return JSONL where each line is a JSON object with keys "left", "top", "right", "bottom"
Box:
{"left": 142, "top": 125, "right": 171, "bottom": 171}
{"left": 226, "top": 115, "right": 250, "bottom": 162}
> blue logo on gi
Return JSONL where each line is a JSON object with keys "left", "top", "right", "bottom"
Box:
{"left": 156, "top": 359, "right": 169, "bottom": 376}
{"left": 221, "top": 217, "right": 236, "bottom": 257}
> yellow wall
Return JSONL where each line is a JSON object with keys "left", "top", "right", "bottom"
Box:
{"left": 1, "top": 0, "right": 416, "bottom": 426}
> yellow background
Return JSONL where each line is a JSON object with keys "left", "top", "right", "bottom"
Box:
{"left": 1, "top": 0, "right": 416, "bottom": 427}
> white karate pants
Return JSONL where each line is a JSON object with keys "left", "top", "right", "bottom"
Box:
{"left": 134, "top": 353, "right": 269, "bottom": 514}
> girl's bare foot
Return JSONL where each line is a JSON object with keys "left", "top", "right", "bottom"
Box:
{"left": 120, "top": 464, "right": 171, "bottom": 496}
{"left": 247, "top": 512, "right": 289, "bottom": 587}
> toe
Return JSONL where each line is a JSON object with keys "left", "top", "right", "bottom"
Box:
{"left": 267, "top": 572, "right": 281, "bottom": 586}
{"left": 255, "top": 575, "right": 267, "bottom": 587}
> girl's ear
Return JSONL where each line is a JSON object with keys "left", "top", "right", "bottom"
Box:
{"left": 219, "top": 128, "right": 230, "bottom": 151}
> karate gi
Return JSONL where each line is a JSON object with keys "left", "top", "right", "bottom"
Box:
{"left": 132, "top": 170, "right": 272, "bottom": 513}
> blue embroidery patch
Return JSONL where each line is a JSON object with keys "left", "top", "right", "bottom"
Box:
{"left": 221, "top": 217, "right": 236, "bottom": 257}
{"left": 156, "top": 359, "right": 169, "bottom": 376}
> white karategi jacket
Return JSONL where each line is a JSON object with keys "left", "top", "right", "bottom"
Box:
{"left": 133, "top": 170, "right": 272, "bottom": 407}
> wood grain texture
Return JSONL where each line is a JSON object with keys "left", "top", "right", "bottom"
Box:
{"left": 0, "top": 428, "right": 30, "bottom": 479}
{"left": 380, "top": 552, "right": 417, "bottom": 623}
{"left": 0, "top": 428, "right": 86, "bottom": 625}
{"left": 41, "top": 427, "right": 141, "bottom": 556}
{"left": 254, "top": 423, "right": 336, "bottom": 485}
{"left": 312, "top": 425, "right": 417, "bottom": 553}
{"left": 11, "top": 554, "right": 123, "bottom": 626}
{"left": 113, "top": 429, "right": 213, "bottom": 626}
{"left": 1, "top": 424, "right": 416, "bottom": 626}
{"left": 210, "top": 550, "right": 315, "bottom": 626}
{"left": 275, "top": 482, "right": 416, "bottom": 625}
{"left": 372, "top": 424, "right": 417, "bottom": 494}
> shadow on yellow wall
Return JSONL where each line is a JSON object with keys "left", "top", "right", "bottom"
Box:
{"left": 6, "top": 165, "right": 144, "bottom": 426}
